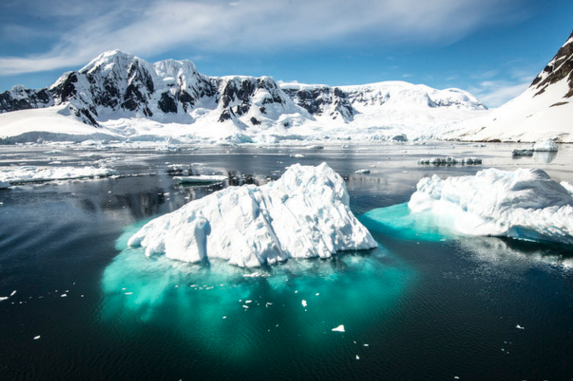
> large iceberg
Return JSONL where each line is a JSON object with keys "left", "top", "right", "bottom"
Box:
{"left": 408, "top": 168, "right": 573, "bottom": 244}
{"left": 128, "top": 163, "right": 377, "bottom": 267}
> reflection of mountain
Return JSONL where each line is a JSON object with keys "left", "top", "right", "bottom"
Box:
{"left": 458, "top": 235, "right": 573, "bottom": 272}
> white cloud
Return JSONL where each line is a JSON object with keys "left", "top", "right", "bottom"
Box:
{"left": 469, "top": 80, "right": 530, "bottom": 108}
{"left": 0, "top": 0, "right": 532, "bottom": 75}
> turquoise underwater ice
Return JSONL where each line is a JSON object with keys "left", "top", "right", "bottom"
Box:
{"left": 101, "top": 212, "right": 418, "bottom": 360}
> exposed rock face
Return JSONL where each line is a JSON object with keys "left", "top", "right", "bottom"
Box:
{"left": 0, "top": 49, "right": 486, "bottom": 129}
{"left": 282, "top": 85, "right": 354, "bottom": 121}
{"left": 531, "top": 30, "right": 573, "bottom": 98}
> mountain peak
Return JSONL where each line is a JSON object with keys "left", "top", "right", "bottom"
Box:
{"left": 530, "top": 29, "right": 573, "bottom": 98}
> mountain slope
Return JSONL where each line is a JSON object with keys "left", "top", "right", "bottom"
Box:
{"left": 0, "top": 50, "right": 487, "bottom": 143}
{"left": 454, "top": 30, "right": 573, "bottom": 142}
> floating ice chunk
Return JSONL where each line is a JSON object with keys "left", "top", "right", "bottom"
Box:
{"left": 290, "top": 153, "right": 305, "bottom": 158}
{"left": 10, "top": 290, "right": 16, "bottom": 297}
{"left": 533, "top": 139, "right": 558, "bottom": 152}
{"left": 512, "top": 148, "right": 534, "bottom": 157}
{"left": 302, "top": 300, "right": 307, "bottom": 307}
{"left": 34, "top": 335, "right": 41, "bottom": 340}
{"left": 124, "top": 292, "right": 133, "bottom": 295}
{"left": 0, "top": 166, "right": 117, "bottom": 184}
{"left": 332, "top": 324, "right": 345, "bottom": 332}
{"left": 355, "top": 169, "right": 371, "bottom": 175}
{"left": 516, "top": 324, "right": 525, "bottom": 329}
{"left": 61, "top": 294, "right": 67, "bottom": 297}
{"left": 355, "top": 355, "right": 360, "bottom": 360}
{"left": 173, "top": 175, "right": 228, "bottom": 184}
{"left": 0, "top": 297, "right": 8, "bottom": 302}
{"left": 408, "top": 168, "right": 573, "bottom": 244}
{"left": 128, "top": 163, "right": 377, "bottom": 267}
{"left": 418, "top": 157, "right": 481, "bottom": 166}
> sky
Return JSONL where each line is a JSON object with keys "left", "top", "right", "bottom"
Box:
{"left": 0, "top": 0, "right": 572, "bottom": 107}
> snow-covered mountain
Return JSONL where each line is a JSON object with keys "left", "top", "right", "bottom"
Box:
{"left": 454, "top": 30, "right": 573, "bottom": 142}
{"left": 0, "top": 50, "right": 487, "bottom": 143}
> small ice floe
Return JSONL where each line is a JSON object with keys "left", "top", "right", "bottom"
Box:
{"left": 60, "top": 294, "right": 67, "bottom": 298}
{"left": 10, "top": 290, "right": 16, "bottom": 297}
{"left": 306, "top": 145, "right": 324, "bottom": 150}
{"left": 363, "top": 344, "right": 369, "bottom": 347}
{"left": 331, "top": 325, "right": 345, "bottom": 332}
{"left": 242, "top": 305, "right": 249, "bottom": 309}
{"left": 173, "top": 175, "right": 227, "bottom": 185}
{"left": 418, "top": 157, "right": 482, "bottom": 166}
{"left": 124, "top": 292, "right": 133, "bottom": 295}
{"left": 355, "top": 169, "right": 371, "bottom": 175}
{"left": 302, "top": 300, "right": 307, "bottom": 307}
{"left": 512, "top": 148, "right": 534, "bottom": 157}
{"left": 245, "top": 300, "right": 252, "bottom": 304}
{"left": 290, "top": 154, "right": 305, "bottom": 158}
{"left": 33, "top": 335, "right": 41, "bottom": 340}
{"left": 516, "top": 324, "right": 525, "bottom": 330}
{"left": 0, "top": 297, "right": 8, "bottom": 302}
{"left": 533, "top": 138, "right": 559, "bottom": 152}
{"left": 355, "top": 355, "right": 360, "bottom": 360}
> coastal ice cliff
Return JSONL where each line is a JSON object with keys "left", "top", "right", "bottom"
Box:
{"left": 408, "top": 168, "right": 573, "bottom": 244}
{"left": 128, "top": 163, "right": 377, "bottom": 267}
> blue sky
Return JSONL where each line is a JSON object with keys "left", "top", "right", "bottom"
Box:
{"left": 0, "top": 0, "right": 571, "bottom": 107}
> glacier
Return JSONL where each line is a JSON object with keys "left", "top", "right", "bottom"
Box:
{"left": 128, "top": 163, "right": 377, "bottom": 267}
{"left": 408, "top": 168, "right": 573, "bottom": 244}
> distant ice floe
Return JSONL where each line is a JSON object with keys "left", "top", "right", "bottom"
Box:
{"left": 513, "top": 138, "right": 559, "bottom": 157}
{"left": 173, "top": 175, "right": 228, "bottom": 185}
{"left": 0, "top": 166, "right": 117, "bottom": 184}
{"left": 409, "top": 168, "right": 573, "bottom": 244}
{"left": 418, "top": 157, "right": 482, "bottom": 166}
{"left": 128, "top": 163, "right": 377, "bottom": 267}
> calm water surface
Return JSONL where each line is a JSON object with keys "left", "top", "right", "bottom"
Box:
{"left": 1, "top": 142, "right": 572, "bottom": 380}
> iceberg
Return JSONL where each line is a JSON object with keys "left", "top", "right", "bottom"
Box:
{"left": 128, "top": 163, "right": 377, "bottom": 267}
{"left": 408, "top": 168, "right": 573, "bottom": 244}
{"left": 533, "top": 139, "right": 559, "bottom": 152}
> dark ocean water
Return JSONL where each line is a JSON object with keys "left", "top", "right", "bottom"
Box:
{"left": 1, "top": 142, "right": 572, "bottom": 380}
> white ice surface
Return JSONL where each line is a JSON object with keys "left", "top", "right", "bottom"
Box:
{"left": 128, "top": 163, "right": 377, "bottom": 267}
{"left": 533, "top": 138, "right": 559, "bottom": 152}
{"left": 408, "top": 168, "right": 573, "bottom": 244}
{"left": 0, "top": 165, "right": 117, "bottom": 184}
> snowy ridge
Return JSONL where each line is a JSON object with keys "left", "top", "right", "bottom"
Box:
{"left": 128, "top": 163, "right": 377, "bottom": 267}
{"left": 0, "top": 50, "right": 488, "bottom": 143}
{"left": 408, "top": 168, "right": 573, "bottom": 244}
{"left": 454, "top": 29, "right": 573, "bottom": 142}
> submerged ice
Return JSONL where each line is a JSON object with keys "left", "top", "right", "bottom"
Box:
{"left": 408, "top": 168, "right": 573, "bottom": 244}
{"left": 128, "top": 163, "right": 377, "bottom": 267}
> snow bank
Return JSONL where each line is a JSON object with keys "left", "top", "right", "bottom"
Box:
{"left": 128, "top": 163, "right": 377, "bottom": 267}
{"left": 0, "top": 166, "right": 117, "bottom": 184}
{"left": 408, "top": 168, "right": 573, "bottom": 244}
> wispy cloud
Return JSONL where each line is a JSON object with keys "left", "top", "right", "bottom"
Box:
{"left": 0, "top": 0, "right": 532, "bottom": 75}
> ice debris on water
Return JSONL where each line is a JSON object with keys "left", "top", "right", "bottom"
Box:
{"left": 332, "top": 325, "right": 345, "bottom": 332}
{"left": 302, "top": 300, "right": 307, "bottom": 307}
{"left": 516, "top": 324, "right": 525, "bottom": 329}
{"left": 418, "top": 157, "right": 482, "bottom": 166}
{"left": 128, "top": 163, "right": 377, "bottom": 267}
{"left": 355, "top": 169, "right": 371, "bottom": 175}
{"left": 33, "top": 335, "right": 41, "bottom": 340}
